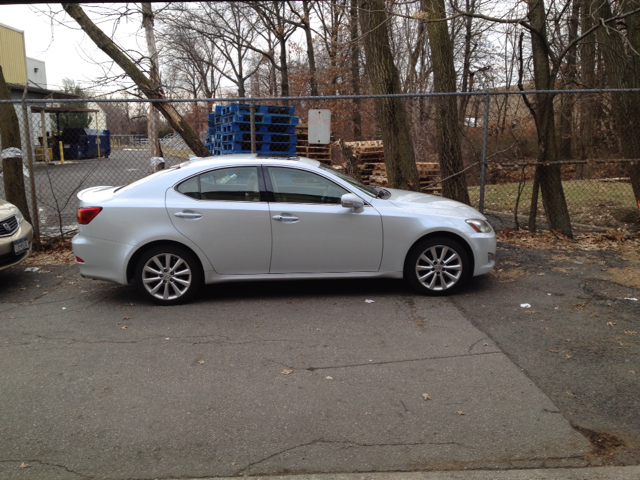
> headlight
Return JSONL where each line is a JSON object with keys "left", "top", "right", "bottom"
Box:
{"left": 466, "top": 218, "right": 492, "bottom": 233}
{"left": 14, "top": 209, "right": 24, "bottom": 225}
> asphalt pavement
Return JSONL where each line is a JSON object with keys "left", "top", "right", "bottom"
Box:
{"left": 0, "top": 237, "right": 638, "bottom": 479}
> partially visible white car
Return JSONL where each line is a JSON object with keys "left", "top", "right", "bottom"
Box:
{"left": 0, "top": 200, "right": 33, "bottom": 271}
{"left": 72, "top": 154, "right": 495, "bottom": 305}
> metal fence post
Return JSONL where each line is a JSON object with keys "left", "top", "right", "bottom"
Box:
{"left": 250, "top": 101, "right": 256, "bottom": 154}
{"left": 479, "top": 92, "right": 490, "bottom": 214}
{"left": 21, "top": 99, "right": 41, "bottom": 245}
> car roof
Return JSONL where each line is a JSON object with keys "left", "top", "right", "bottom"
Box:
{"left": 180, "top": 154, "right": 321, "bottom": 170}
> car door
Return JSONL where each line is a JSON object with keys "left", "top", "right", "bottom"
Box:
{"left": 266, "top": 166, "right": 383, "bottom": 274}
{"left": 166, "top": 165, "right": 272, "bottom": 275}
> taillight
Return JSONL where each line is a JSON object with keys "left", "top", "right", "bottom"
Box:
{"left": 76, "top": 256, "right": 84, "bottom": 263}
{"left": 77, "top": 207, "right": 103, "bottom": 225}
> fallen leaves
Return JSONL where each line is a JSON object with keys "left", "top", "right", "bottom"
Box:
{"left": 281, "top": 369, "right": 293, "bottom": 375}
{"left": 457, "top": 411, "right": 465, "bottom": 415}
{"left": 19, "top": 462, "right": 30, "bottom": 469}
{"left": 607, "top": 322, "right": 617, "bottom": 327}
{"left": 198, "top": 360, "right": 205, "bottom": 365}
{"left": 624, "top": 330, "right": 638, "bottom": 335}
{"left": 422, "top": 394, "right": 431, "bottom": 401}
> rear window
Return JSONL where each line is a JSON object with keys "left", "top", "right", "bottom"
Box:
{"left": 115, "top": 166, "right": 180, "bottom": 193}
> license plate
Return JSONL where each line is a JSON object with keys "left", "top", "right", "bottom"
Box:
{"left": 12, "top": 237, "right": 29, "bottom": 255}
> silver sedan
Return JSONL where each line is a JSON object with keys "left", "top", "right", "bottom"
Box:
{"left": 72, "top": 155, "right": 495, "bottom": 305}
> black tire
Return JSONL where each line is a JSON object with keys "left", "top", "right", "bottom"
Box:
{"left": 404, "top": 237, "right": 470, "bottom": 296}
{"left": 135, "top": 245, "right": 203, "bottom": 305}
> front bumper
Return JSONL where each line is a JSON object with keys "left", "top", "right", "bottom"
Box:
{"left": 470, "top": 233, "right": 496, "bottom": 277}
{"left": 0, "top": 221, "right": 34, "bottom": 271}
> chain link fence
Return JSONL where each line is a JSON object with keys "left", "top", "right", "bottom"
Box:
{"left": 0, "top": 90, "right": 638, "bottom": 243}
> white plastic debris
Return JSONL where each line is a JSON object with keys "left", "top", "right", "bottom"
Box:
{"left": 1, "top": 147, "right": 22, "bottom": 159}
{"left": 62, "top": 307, "right": 67, "bottom": 310}
{"left": 365, "top": 299, "right": 375, "bottom": 303}
{"left": 150, "top": 157, "right": 165, "bottom": 167}
{"left": 624, "top": 298, "right": 638, "bottom": 301}
{"left": 520, "top": 303, "right": 531, "bottom": 308}
{"left": 24, "top": 267, "right": 39, "bottom": 272}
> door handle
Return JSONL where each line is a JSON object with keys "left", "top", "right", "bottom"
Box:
{"left": 174, "top": 211, "right": 202, "bottom": 220}
{"left": 272, "top": 214, "right": 299, "bottom": 223}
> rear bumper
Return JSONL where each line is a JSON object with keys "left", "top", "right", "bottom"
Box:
{"left": 72, "top": 234, "right": 133, "bottom": 285}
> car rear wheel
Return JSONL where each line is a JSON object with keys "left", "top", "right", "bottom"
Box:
{"left": 405, "top": 237, "right": 470, "bottom": 296}
{"left": 135, "top": 245, "right": 203, "bottom": 305}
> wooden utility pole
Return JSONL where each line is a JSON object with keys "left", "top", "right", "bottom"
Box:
{"left": 142, "top": 2, "right": 162, "bottom": 159}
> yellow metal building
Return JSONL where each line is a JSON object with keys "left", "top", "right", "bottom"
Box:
{"left": 0, "top": 22, "right": 28, "bottom": 85}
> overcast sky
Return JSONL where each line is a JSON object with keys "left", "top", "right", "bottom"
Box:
{"left": 1, "top": 3, "right": 142, "bottom": 94}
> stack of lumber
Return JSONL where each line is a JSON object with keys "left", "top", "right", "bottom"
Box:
{"left": 296, "top": 123, "right": 332, "bottom": 164}
{"left": 344, "top": 141, "right": 442, "bottom": 194}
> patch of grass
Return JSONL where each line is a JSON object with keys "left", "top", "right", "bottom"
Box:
{"left": 469, "top": 180, "right": 636, "bottom": 227}
{"left": 163, "top": 148, "right": 194, "bottom": 159}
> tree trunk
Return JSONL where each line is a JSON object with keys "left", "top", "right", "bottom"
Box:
{"left": 359, "top": 0, "right": 420, "bottom": 191}
{"left": 422, "top": 0, "right": 471, "bottom": 204}
{"left": 279, "top": 39, "right": 290, "bottom": 103}
{"left": 62, "top": 3, "right": 209, "bottom": 157}
{"left": 142, "top": 3, "right": 162, "bottom": 158}
{"left": 576, "top": 0, "right": 596, "bottom": 179}
{"left": 528, "top": 0, "right": 573, "bottom": 237}
{"left": 0, "top": 66, "right": 32, "bottom": 224}
{"left": 338, "top": 139, "right": 362, "bottom": 183}
{"left": 350, "top": 0, "right": 363, "bottom": 140}
{"left": 303, "top": 0, "right": 318, "bottom": 96}
{"left": 458, "top": 0, "right": 474, "bottom": 125}
{"left": 595, "top": 1, "right": 640, "bottom": 203}
{"left": 559, "top": 0, "right": 579, "bottom": 161}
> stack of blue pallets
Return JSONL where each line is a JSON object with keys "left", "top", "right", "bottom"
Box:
{"left": 206, "top": 103, "right": 299, "bottom": 156}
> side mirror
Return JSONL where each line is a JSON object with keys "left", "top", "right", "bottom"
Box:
{"left": 341, "top": 193, "right": 364, "bottom": 212}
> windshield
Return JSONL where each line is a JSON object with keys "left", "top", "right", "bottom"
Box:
{"left": 319, "top": 165, "right": 377, "bottom": 198}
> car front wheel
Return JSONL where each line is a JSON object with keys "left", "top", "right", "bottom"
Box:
{"left": 135, "top": 245, "right": 203, "bottom": 305}
{"left": 405, "top": 237, "right": 470, "bottom": 295}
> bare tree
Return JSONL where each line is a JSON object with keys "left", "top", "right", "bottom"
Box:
{"left": 61, "top": 3, "right": 209, "bottom": 157}
{"left": 421, "top": 0, "right": 471, "bottom": 204}
{"left": 594, "top": 0, "right": 640, "bottom": 204}
{"left": 249, "top": 1, "right": 300, "bottom": 99}
{"left": 0, "top": 66, "right": 32, "bottom": 224}
{"left": 359, "top": 0, "right": 420, "bottom": 191}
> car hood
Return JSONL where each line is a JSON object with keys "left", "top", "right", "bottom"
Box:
{"left": 0, "top": 199, "right": 19, "bottom": 219}
{"left": 384, "top": 188, "right": 486, "bottom": 219}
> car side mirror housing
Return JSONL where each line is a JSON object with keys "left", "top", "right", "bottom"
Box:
{"left": 341, "top": 193, "right": 364, "bottom": 212}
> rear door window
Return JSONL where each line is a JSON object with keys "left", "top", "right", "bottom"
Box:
{"left": 176, "top": 166, "right": 261, "bottom": 202}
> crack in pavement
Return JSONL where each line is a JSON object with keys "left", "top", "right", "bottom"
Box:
{"left": 306, "top": 351, "right": 500, "bottom": 371}
{"left": 237, "top": 438, "right": 470, "bottom": 473}
{"left": 0, "top": 334, "right": 305, "bottom": 348}
{"left": 0, "top": 459, "right": 86, "bottom": 478}
{"left": 467, "top": 337, "right": 491, "bottom": 353}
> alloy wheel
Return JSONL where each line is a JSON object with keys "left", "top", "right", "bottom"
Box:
{"left": 415, "top": 245, "right": 463, "bottom": 291}
{"left": 141, "top": 253, "right": 193, "bottom": 301}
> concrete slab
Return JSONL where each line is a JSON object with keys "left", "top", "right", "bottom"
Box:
{"left": 0, "top": 270, "right": 591, "bottom": 479}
